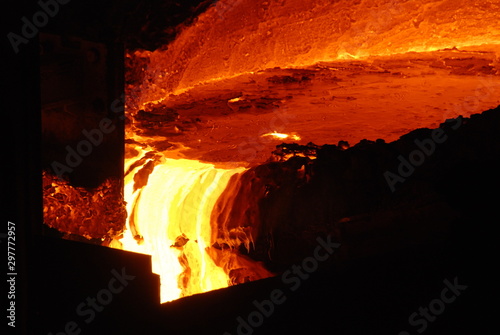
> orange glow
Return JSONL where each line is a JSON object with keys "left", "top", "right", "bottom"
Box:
{"left": 117, "top": 1, "right": 499, "bottom": 301}
{"left": 44, "top": 0, "right": 500, "bottom": 304}
{"left": 261, "top": 132, "right": 301, "bottom": 141}
{"left": 43, "top": 171, "right": 126, "bottom": 241}
{"left": 112, "top": 145, "right": 273, "bottom": 302}
{"left": 131, "top": 0, "right": 500, "bottom": 106}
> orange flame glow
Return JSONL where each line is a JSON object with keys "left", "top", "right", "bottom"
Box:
{"left": 113, "top": 0, "right": 499, "bottom": 303}
{"left": 44, "top": 0, "right": 500, "bottom": 305}
{"left": 131, "top": 0, "right": 500, "bottom": 106}
{"left": 261, "top": 132, "right": 301, "bottom": 141}
{"left": 43, "top": 171, "right": 126, "bottom": 241}
{"left": 111, "top": 147, "right": 273, "bottom": 302}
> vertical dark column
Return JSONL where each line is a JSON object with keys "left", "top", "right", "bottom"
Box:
{"left": 37, "top": 0, "right": 126, "bottom": 242}
{"left": 40, "top": 33, "right": 124, "bottom": 188}
{"left": 3, "top": 1, "right": 41, "bottom": 333}
{"left": 106, "top": 42, "right": 125, "bottom": 186}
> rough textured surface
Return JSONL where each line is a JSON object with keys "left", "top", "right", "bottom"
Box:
{"left": 132, "top": 0, "right": 500, "bottom": 100}
{"left": 211, "top": 106, "right": 500, "bottom": 271}
{"left": 126, "top": 49, "right": 500, "bottom": 166}
{"left": 42, "top": 171, "right": 127, "bottom": 241}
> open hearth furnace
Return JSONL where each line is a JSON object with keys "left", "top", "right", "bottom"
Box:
{"left": 33, "top": 0, "right": 499, "bottom": 334}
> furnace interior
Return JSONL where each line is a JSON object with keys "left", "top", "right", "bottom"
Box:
{"left": 43, "top": 0, "right": 500, "bottom": 303}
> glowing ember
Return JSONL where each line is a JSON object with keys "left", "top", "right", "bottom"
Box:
{"left": 43, "top": 171, "right": 126, "bottom": 241}
{"left": 261, "top": 132, "right": 301, "bottom": 141}
{"left": 228, "top": 97, "right": 243, "bottom": 103}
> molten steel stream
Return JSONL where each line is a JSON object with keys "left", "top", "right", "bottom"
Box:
{"left": 112, "top": 152, "right": 255, "bottom": 302}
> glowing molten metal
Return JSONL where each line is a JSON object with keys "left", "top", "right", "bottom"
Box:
{"left": 116, "top": 0, "right": 499, "bottom": 302}
{"left": 43, "top": 0, "right": 500, "bottom": 304}
{"left": 262, "top": 132, "right": 301, "bottom": 141}
{"left": 132, "top": 0, "right": 500, "bottom": 104}
{"left": 112, "top": 149, "right": 272, "bottom": 303}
